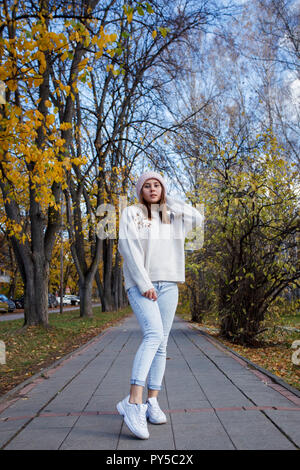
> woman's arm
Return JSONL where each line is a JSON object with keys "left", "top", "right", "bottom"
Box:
{"left": 118, "top": 206, "right": 154, "bottom": 295}
{"left": 166, "top": 195, "right": 204, "bottom": 239}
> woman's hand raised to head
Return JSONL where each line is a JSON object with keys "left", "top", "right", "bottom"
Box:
{"left": 143, "top": 288, "right": 157, "bottom": 301}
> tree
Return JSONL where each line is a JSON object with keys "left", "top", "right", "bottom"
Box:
{"left": 198, "top": 133, "right": 299, "bottom": 344}
{"left": 0, "top": 0, "right": 118, "bottom": 326}
{"left": 215, "top": 0, "right": 300, "bottom": 165}
{"left": 60, "top": 0, "right": 227, "bottom": 315}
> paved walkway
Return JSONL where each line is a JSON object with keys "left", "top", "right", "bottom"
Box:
{"left": 0, "top": 314, "right": 299, "bottom": 450}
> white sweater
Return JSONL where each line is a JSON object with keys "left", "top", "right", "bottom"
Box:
{"left": 118, "top": 195, "right": 204, "bottom": 294}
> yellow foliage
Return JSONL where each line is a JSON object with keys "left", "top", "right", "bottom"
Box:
{"left": 0, "top": 4, "right": 136, "bottom": 238}
{"left": 60, "top": 122, "right": 72, "bottom": 131}
{"left": 60, "top": 51, "right": 68, "bottom": 61}
{"left": 45, "top": 114, "right": 55, "bottom": 127}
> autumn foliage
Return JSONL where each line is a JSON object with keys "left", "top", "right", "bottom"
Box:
{"left": 0, "top": 0, "right": 151, "bottom": 325}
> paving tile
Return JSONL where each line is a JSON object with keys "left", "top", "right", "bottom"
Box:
{"left": 245, "top": 390, "right": 298, "bottom": 407}
{"left": 170, "top": 408, "right": 214, "bottom": 424}
{"left": 25, "top": 415, "right": 78, "bottom": 429}
{"left": 0, "top": 430, "right": 20, "bottom": 448}
{"left": 118, "top": 422, "right": 175, "bottom": 450}
{"left": 264, "top": 410, "right": 300, "bottom": 447}
{"left": 0, "top": 417, "right": 30, "bottom": 432}
{"left": 4, "top": 426, "right": 72, "bottom": 450}
{"left": 172, "top": 414, "right": 235, "bottom": 450}
{"left": 215, "top": 409, "right": 297, "bottom": 450}
{"left": 60, "top": 414, "right": 121, "bottom": 450}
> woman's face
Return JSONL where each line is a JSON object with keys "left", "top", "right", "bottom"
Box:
{"left": 141, "top": 178, "right": 162, "bottom": 204}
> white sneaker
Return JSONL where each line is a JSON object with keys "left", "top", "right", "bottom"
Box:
{"left": 146, "top": 397, "right": 167, "bottom": 424}
{"left": 116, "top": 395, "right": 149, "bottom": 439}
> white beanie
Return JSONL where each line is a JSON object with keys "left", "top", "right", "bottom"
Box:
{"left": 135, "top": 171, "right": 168, "bottom": 201}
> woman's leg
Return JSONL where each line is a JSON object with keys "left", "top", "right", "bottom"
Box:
{"left": 129, "top": 384, "right": 143, "bottom": 404}
{"left": 147, "top": 389, "right": 159, "bottom": 399}
{"left": 146, "top": 282, "right": 178, "bottom": 396}
{"left": 126, "top": 285, "right": 164, "bottom": 402}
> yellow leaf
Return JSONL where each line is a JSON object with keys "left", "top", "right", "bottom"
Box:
{"left": 7, "top": 80, "right": 17, "bottom": 91}
{"left": 152, "top": 30, "right": 157, "bottom": 39}
{"left": 60, "top": 122, "right": 72, "bottom": 131}
{"left": 14, "top": 106, "right": 22, "bottom": 116}
{"left": 72, "top": 157, "right": 82, "bottom": 166}
{"left": 46, "top": 115, "right": 55, "bottom": 127}
{"left": 34, "top": 77, "right": 43, "bottom": 87}
{"left": 61, "top": 51, "right": 68, "bottom": 62}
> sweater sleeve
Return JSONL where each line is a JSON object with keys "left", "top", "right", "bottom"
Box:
{"left": 118, "top": 206, "right": 154, "bottom": 295}
{"left": 166, "top": 195, "right": 204, "bottom": 241}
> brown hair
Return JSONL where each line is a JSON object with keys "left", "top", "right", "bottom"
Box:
{"left": 139, "top": 184, "right": 170, "bottom": 224}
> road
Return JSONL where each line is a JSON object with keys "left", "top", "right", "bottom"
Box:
{"left": 0, "top": 303, "right": 102, "bottom": 322}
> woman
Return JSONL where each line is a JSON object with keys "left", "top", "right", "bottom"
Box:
{"left": 117, "top": 171, "right": 203, "bottom": 439}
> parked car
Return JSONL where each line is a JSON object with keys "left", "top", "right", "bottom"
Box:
{"left": 13, "top": 295, "right": 24, "bottom": 309}
{"left": 65, "top": 295, "right": 80, "bottom": 306}
{"left": 48, "top": 293, "right": 58, "bottom": 308}
{"left": 56, "top": 295, "right": 72, "bottom": 306}
{"left": 56, "top": 295, "right": 80, "bottom": 306}
{"left": 0, "top": 301, "right": 8, "bottom": 314}
{"left": 0, "top": 294, "right": 16, "bottom": 312}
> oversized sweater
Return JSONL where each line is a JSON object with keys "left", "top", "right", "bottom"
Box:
{"left": 118, "top": 195, "right": 204, "bottom": 294}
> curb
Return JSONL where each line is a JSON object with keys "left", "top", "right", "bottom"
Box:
{"left": 190, "top": 323, "right": 300, "bottom": 399}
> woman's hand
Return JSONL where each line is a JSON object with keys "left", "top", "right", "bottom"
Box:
{"left": 143, "top": 288, "right": 157, "bottom": 301}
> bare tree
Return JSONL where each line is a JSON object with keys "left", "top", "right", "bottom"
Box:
{"left": 60, "top": 0, "right": 228, "bottom": 314}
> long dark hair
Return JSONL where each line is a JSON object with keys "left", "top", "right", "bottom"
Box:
{"left": 139, "top": 184, "right": 170, "bottom": 224}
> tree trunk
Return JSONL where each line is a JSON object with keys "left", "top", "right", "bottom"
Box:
{"left": 7, "top": 243, "right": 18, "bottom": 299}
{"left": 24, "top": 260, "right": 49, "bottom": 326}
{"left": 79, "top": 275, "right": 94, "bottom": 318}
{"left": 116, "top": 253, "right": 125, "bottom": 309}
{"left": 218, "top": 273, "right": 267, "bottom": 345}
{"left": 101, "top": 238, "right": 114, "bottom": 312}
{"left": 95, "top": 270, "right": 104, "bottom": 309}
{"left": 186, "top": 265, "right": 211, "bottom": 323}
{"left": 66, "top": 189, "right": 103, "bottom": 318}
{"left": 0, "top": 178, "right": 60, "bottom": 328}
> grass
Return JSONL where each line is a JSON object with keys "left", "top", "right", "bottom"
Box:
{"left": 275, "top": 313, "right": 300, "bottom": 327}
{"left": 176, "top": 301, "right": 300, "bottom": 392}
{"left": 0, "top": 305, "right": 132, "bottom": 397}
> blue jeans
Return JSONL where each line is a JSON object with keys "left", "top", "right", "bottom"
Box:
{"left": 126, "top": 281, "right": 179, "bottom": 391}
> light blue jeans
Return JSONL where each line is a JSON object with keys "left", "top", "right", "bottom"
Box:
{"left": 126, "top": 281, "right": 179, "bottom": 391}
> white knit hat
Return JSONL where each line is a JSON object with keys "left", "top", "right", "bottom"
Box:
{"left": 135, "top": 171, "right": 167, "bottom": 201}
